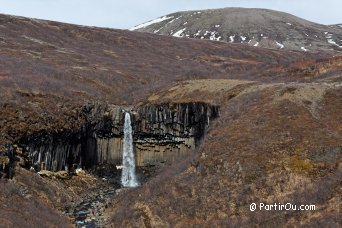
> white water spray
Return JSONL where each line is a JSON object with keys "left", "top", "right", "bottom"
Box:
{"left": 121, "top": 112, "right": 138, "bottom": 187}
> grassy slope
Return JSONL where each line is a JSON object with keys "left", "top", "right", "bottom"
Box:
{"left": 1, "top": 13, "right": 323, "bottom": 150}
{"left": 0, "top": 14, "right": 341, "bottom": 227}
{"left": 108, "top": 79, "right": 341, "bottom": 227}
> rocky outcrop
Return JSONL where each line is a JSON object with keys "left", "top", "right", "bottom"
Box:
{"left": 12, "top": 102, "right": 218, "bottom": 173}
{"left": 0, "top": 145, "right": 15, "bottom": 178}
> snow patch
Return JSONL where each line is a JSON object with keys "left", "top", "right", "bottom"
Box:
{"left": 194, "top": 30, "right": 201, "bottom": 37}
{"left": 173, "top": 28, "right": 187, "bottom": 37}
{"left": 327, "top": 39, "right": 342, "bottom": 48}
{"left": 130, "top": 16, "right": 174, "bottom": 30}
{"left": 229, "top": 35, "right": 235, "bottom": 43}
{"left": 153, "top": 28, "right": 162, "bottom": 33}
{"left": 215, "top": 24, "right": 220, "bottom": 28}
{"left": 301, "top": 47, "right": 309, "bottom": 52}
{"left": 324, "top": 32, "right": 342, "bottom": 48}
{"left": 212, "top": 36, "right": 221, "bottom": 41}
{"left": 209, "top": 31, "right": 221, "bottom": 41}
{"left": 276, "top": 42, "right": 284, "bottom": 49}
{"left": 254, "top": 42, "right": 259, "bottom": 47}
{"left": 286, "top": 22, "right": 292, "bottom": 26}
{"left": 166, "top": 16, "right": 182, "bottom": 25}
{"left": 240, "top": 36, "right": 246, "bottom": 42}
{"left": 183, "top": 22, "right": 188, "bottom": 25}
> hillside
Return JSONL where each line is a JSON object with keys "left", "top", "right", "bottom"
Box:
{"left": 131, "top": 8, "right": 342, "bottom": 53}
{"left": 109, "top": 79, "right": 342, "bottom": 227}
{"left": 0, "top": 12, "right": 341, "bottom": 227}
{"left": 2, "top": 13, "right": 335, "bottom": 150}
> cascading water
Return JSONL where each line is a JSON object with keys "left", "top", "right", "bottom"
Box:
{"left": 121, "top": 112, "right": 138, "bottom": 187}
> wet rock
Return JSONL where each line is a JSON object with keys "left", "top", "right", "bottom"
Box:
{"left": 70, "top": 187, "right": 118, "bottom": 227}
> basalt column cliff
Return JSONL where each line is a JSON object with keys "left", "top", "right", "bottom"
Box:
{"left": 11, "top": 103, "right": 218, "bottom": 173}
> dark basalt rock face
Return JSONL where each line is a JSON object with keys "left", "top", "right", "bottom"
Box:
{"left": 0, "top": 145, "right": 15, "bottom": 178}
{"left": 7, "top": 102, "right": 218, "bottom": 175}
{"left": 132, "top": 103, "right": 219, "bottom": 166}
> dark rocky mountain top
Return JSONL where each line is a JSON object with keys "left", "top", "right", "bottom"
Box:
{"left": 0, "top": 12, "right": 341, "bottom": 227}
{"left": 131, "top": 7, "right": 342, "bottom": 53}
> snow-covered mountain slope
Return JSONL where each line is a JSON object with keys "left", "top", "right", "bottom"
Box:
{"left": 131, "top": 8, "right": 342, "bottom": 53}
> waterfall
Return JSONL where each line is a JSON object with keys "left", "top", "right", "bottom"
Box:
{"left": 121, "top": 112, "right": 138, "bottom": 187}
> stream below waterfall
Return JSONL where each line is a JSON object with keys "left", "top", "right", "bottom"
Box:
{"left": 64, "top": 112, "right": 149, "bottom": 227}
{"left": 66, "top": 186, "right": 117, "bottom": 227}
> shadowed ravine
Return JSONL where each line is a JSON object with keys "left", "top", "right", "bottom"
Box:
{"left": 8, "top": 103, "right": 219, "bottom": 227}
{"left": 67, "top": 187, "right": 117, "bottom": 227}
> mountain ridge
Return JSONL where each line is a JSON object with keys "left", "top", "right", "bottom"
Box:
{"left": 131, "top": 7, "right": 342, "bottom": 53}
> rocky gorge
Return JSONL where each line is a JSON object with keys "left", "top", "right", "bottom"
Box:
{"left": 0, "top": 101, "right": 218, "bottom": 227}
